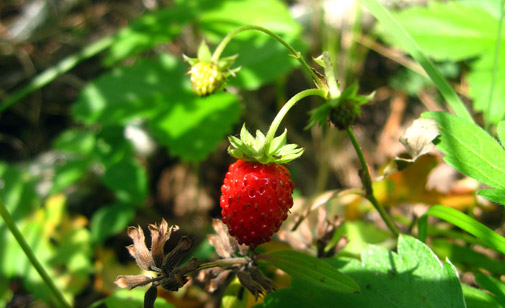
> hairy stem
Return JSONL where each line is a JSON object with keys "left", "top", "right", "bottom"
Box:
{"left": 211, "top": 25, "right": 324, "bottom": 90}
{"left": 345, "top": 128, "right": 400, "bottom": 236}
{"left": 0, "top": 199, "right": 71, "bottom": 308}
{"left": 264, "top": 89, "right": 327, "bottom": 148}
{"left": 197, "top": 257, "right": 250, "bottom": 270}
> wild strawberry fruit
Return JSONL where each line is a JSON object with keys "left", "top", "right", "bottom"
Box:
{"left": 220, "top": 159, "right": 294, "bottom": 247}
{"left": 189, "top": 62, "right": 224, "bottom": 97}
{"left": 220, "top": 125, "right": 303, "bottom": 248}
{"left": 184, "top": 41, "right": 239, "bottom": 97}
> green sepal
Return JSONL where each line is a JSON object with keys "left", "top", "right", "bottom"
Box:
{"left": 307, "top": 82, "right": 373, "bottom": 129}
{"left": 182, "top": 54, "right": 198, "bottom": 66}
{"left": 218, "top": 54, "right": 239, "bottom": 71}
{"left": 197, "top": 41, "right": 212, "bottom": 63}
{"left": 268, "top": 129, "right": 287, "bottom": 155}
{"left": 228, "top": 125, "right": 304, "bottom": 164}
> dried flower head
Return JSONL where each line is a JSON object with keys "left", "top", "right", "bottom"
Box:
{"left": 114, "top": 219, "right": 199, "bottom": 308}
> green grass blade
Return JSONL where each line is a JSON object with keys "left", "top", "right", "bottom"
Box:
{"left": 418, "top": 205, "right": 505, "bottom": 255}
{"left": 358, "top": 0, "right": 474, "bottom": 123}
{"left": 0, "top": 36, "right": 113, "bottom": 113}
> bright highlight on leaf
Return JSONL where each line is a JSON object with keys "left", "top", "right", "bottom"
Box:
{"left": 259, "top": 249, "right": 360, "bottom": 294}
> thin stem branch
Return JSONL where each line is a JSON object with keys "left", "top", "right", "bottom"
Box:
{"left": 486, "top": 0, "right": 505, "bottom": 130}
{"left": 211, "top": 25, "right": 325, "bottom": 90}
{"left": 0, "top": 199, "right": 71, "bottom": 308}
{"left": 197, "top": 257, "right": 250, "bottom": 271}
{"left": 345, "top": 128, "right": 400, "bottom": 236}
{"left": 264, "top": 89, "right": 327, "bottom": 147}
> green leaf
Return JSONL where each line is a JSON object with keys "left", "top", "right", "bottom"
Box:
{"left": 149, "top": 92, "right": 241, "bottom": 161}
{"left": 260, "top": 235, "right": 465, "bottom": 308}
{"left": 221, "top": 278, "right": 249, "bottom": 308}
{"left": 358, "top": 0, "right": 474, "bottom": 122}
{"left": 430, "top": 239, "right": 505, "bottom": 276}
{"left": 467, "top": 50, "right": 505, "bottom": 125}
{"left": 74, "top": 54, "right": 241, "bottom": 161}
{"left": 475, "top": 273, "right": 505, "bottom": 306}
{"left": 0, "top": 164, "right": 38, "bottom": 221}
{"left": 90, "top": 202, "right": 136, "bottom": 244}
{"left": 418, "top": 205, "right": 505, "bottom": 255}
{"left": 462, "top": 284, "right": 501, "bottom": 308}
{"left": 73, "top": 54, "right": 187, "bottom": 126}
{"left": 424, "top": 111, "right": 505, "bottom": 190}
{"left": 102, "top": 158, "right": 148, "bottom": 204}
{"left": 478, "top": 189, "right": 505, "bottom": 205}
{"left": 259, "top": 250, "right": 360, "bottom": 293}
{"left": 105, "top": 289, "right": 174, "bottom": 308}
{"left": 381, "top": 2, "right": 499, "bottom": 61}
{"left": 498, "top": 121, "right": 505, "bottom": 145}
{"left": 104, "top": 6, "right": 192, "bottom": 66}
{"left": 53, "top": 129, "right": 96, "bottom": 155}
{"left": 51, "top": 159, "right": 90, "bottom": 194}
{"left": 199, "top": 0, "right": 305, "bottom": 90}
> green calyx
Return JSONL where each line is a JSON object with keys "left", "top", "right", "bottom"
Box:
{"left": 228, "top": 125, "right": 304, "bottom": 164}
{"left": 307, "top": 83, "right": 374, "bottom": 130}
{"left": 183, "top": 41, "right": 241, "bottom": 96}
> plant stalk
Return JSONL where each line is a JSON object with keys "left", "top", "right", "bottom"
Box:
{"left": 264, "top": 88, "right": 327, "bottom": 147}
{"left": 211, "top": 25, "right": 325, "bottom": 90}
{"left": 0, "top": 199, "right": 71, "bottom": 308}
{"left": 345, "top": 128, "right": 400, "bottom": 236}
{"left": 197, "top": 257, "right": 250, "bottom": 270}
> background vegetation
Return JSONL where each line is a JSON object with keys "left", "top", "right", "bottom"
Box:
{"left": 1, "top": 0, "right": 505, "bottom": 307}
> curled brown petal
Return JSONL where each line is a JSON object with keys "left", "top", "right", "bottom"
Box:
{"left": 163, "top": 236, "right": 192, "bottom": 272}
{"left": 237, "top": 270, "right": 264, "bottom": 301}
{"left": 127, "top": 226, "right": 152, "bottom": 271}
{"left": 150, "top": 220, "right": 179, "bottom": 269}
{"left": 114, "top": 275, "right": 152, "bottom": 289}
{"left": 173, "top": 257, "right": 199, "bottom": 275}
{"left": 249, "top": 267, "right": 276, "bottom": 293}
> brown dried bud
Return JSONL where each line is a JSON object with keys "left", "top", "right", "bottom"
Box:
{"left": 127, "top": 226, "right": 152, "bottom": 271}
{"left": 237, "top": 270, "right": 264, "bottom": 300}
{"left": 114, "top": 275, "right": 152, "bottom": 289}
{"left": 249, "top": 267, "right": 276, "bottom": 293}
{"left": 163, "top": 236, "right": 192, "bottom": 272}
{"left": 149, "top": 220, "right": 178, "bottom": 269}
{"left": 173, "top": 257, "right": 200, "bottom": 275}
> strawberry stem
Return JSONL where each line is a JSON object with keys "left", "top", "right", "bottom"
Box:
{"left": 346, "top": 127, "right": 400, "bottom": 236}
{"left": 211, "top": 25, "right": 325, "bottom": 90}
{"left": 264, "top": 89, "right": 327, "bottom": 151}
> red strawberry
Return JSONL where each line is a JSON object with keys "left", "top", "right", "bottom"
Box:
{"left": 219, "top": 125, "right": 303, "bottom": 248}
{"left": 220, "top": 159, "right": 294, "bottom": 248}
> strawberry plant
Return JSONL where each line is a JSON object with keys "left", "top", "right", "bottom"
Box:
{"left": 1, "top": 0, "right": 505, "bottom": 307}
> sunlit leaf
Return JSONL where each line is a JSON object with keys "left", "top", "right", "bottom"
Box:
{"left": 380, "top": 2, "right": 498, "bottom": 61}
{"left": 424, "top": 111, "right": 505, "bottom": 190}
{"left": 418, "top": 205, "right": 505, "bottom": 255}
{"left": 259, "top": 235, "right": 465, "bottom": 307}
{"left": 260, "top": 250, "right": 360, "bottom": 293}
